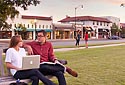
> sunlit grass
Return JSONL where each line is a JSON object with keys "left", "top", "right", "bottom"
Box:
{"left": 40, "top": 45, "right": 125, "bottom": 85}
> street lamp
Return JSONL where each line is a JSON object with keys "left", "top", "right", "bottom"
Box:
{"left": 120, "top": 3, "right": 125, "bottom": 7}
{"left": 74, "top": 5, "right": 83, "bottom": 37}
{"left": 34, "top": 19, "right": 37, "bottom": 40}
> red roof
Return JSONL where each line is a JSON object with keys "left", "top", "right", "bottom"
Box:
{"left": 22, "top": 15, "right": 52, "bottom": 21}
{"left": 59, "top": 16, "right": 111, "bottom": 23}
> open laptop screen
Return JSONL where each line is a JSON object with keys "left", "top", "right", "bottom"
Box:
{"left": 22, "top": 55, "right": 40, "bottom": 70}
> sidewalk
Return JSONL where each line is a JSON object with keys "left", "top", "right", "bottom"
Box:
{"left": 0, "top": 39, "right": 125, "bottom": 52}
{"left": 54, "top": 43, "right": 125, "bottom": 52}
{"left": 0, "top": 38, "right": 106, "bottom": 43}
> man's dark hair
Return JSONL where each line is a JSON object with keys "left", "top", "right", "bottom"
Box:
{"left": 37, "top": 30, "right": 47, "bottom": 36}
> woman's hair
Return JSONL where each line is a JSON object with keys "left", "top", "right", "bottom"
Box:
{"left": 9, "top": 35, "right": 22, "bottom": 48}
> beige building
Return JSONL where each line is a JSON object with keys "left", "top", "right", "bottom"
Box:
{"left": 2, "top": 14, "right": 53, "bottom": 40}
{"left": 52, "top": 23, "right": 74, "bottom": 39}
{"left": 59, "top": 16, "right": 112, "bottom": 39}
{"left": 1, "top": 15, "right": 121, "bottom": 40}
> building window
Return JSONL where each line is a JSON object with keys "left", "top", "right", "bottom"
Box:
{"left": 93, "top": 21, "right": 95, "bottom": 25}
{"left": 43, "top": 25, "right": 44, "bottom": 28}
{"left": 100, "top": 22, "right": 102, "bottom": 26}
{"left": 46, "top": 25, "right": 48, "bottom": 28}
{"left": 104, "top": 22, "right": 105, "bottom": 26}
{"left": 32, "top": 24, "right": 33, "bottom": 28}
{"left": 83, "top": 21, "right": 85, "bottom": 25}
{"left": 14, "top": 24, "right": 16, "bottom": 28}
{"left": 27, "top": 24, "right": 29, "bottom": 28}
{"left": 97, "top": 22, "right": 99, "bottom": 25}
{"left": 50, "top": 25, "right": 51, "bottom": 28}
{"left": 39, "top": 25, "right": 41, "bottom": 28}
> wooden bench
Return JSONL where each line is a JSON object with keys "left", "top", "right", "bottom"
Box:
{"left": 0, "top": 48, "right": 67, "bottom": 85}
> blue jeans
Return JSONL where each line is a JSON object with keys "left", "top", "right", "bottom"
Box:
{"left": 76, "top": 39, "right": 80, "bottom": 46}
{"left": 14, "top": 69, "right": 56, "bottom": 85}
{"left": 39, "top": 64, "right": 66, "bottom": 85}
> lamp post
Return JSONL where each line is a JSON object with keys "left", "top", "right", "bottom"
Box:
{"left": 34, "top": 19, "right": 37, "bottom": 40}
{"left": 74, "top": 5, "right": 83, "bottom": 37}
{"left": 120, "top": 3, "right": 125, "bottom": 7}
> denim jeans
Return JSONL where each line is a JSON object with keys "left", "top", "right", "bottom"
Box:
{"left": 76, "top": 39, "right": 80, "bottom": 46}
{"left": 39, "top": 64, "right": 66, "bottom": 85}
{"left": 14, "top": 69, "right": 56, "bottom": 85}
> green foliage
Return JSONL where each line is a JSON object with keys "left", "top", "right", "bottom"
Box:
{"left": 15, "top": 23, "right": 27, "bottom": 39}
{"left": 111, "top": 23, "right": 120, "bottom": 35}
{"left": 15, "top": 23, "right": 26, "bottom": 32}
{"left": 121, "top": 28, "right": 125, "bottom": 34}
{"left": 120, "top": 26, "right": 125, "bottom": 36}
{"left": 0, "top": 0, "right": 40, "bottom": 30}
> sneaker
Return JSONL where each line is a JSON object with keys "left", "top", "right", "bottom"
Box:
{"left": 66, "top": 67, "right": 78, "bottom": 77}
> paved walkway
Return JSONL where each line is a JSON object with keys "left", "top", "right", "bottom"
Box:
{"left": 54, "top": 43, "right": 125, "bottom": 52}
{"left": 0, "top": 39, "right": 125, "bottom": 52}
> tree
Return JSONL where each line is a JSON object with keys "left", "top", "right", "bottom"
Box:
{"left": 0, "top": 0, "right": 40, "bottom": 31}
{"left": 120, "top": 25, "right": 125, "bottom": 38}
{"left": 111, "top": 23, "right": 120, "bottom": 36}
{"left": 15, "top": 23, "right": 27, "bottom": 39}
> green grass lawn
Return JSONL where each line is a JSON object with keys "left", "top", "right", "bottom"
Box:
{"left": 53, "top": 42, "right": 125, "bottom": 49}
{"left": 40, "top": 45, "right": 125, "bottom": 85}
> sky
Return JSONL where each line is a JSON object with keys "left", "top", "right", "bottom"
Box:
{"left": 18, "top": 0, "right": 125, "bottom": 23}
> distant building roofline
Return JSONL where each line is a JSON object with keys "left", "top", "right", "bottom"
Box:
{"left": 22, "top": 15, "right": 52, "bottom": 21}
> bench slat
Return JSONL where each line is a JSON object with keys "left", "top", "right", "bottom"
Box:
{"left": 0, "top": 76, "right": 31, "bottom": 85}
{"left": 0, "top": 49, "right": 5, "bottom": 76}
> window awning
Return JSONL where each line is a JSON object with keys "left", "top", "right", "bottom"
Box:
{"left": 83, "top": 27, "right": 93, "bottom": 31}
{"left": 98, "top": 28, "right": 109, "bottom": 32}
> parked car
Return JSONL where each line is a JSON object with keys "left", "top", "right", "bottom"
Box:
{"left": 108, "top": 35, "right": 121, "bottom": 40}
{"left": 120, "top": 34, "right": 125, "bottom": 38}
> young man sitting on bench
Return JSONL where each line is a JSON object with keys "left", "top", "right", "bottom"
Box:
{"left": 23, "top": 30, "right": 78, "bottom": 85}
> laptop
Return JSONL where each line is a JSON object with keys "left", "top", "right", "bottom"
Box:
{"left": 22, "top": 55, "right": 40, "bottom": 70}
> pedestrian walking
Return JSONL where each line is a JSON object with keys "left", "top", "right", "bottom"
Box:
{"left": 75, "top": 30, "right": 81, "bottom": 47}
{"left": 84, "top": 31, "right": 88, "bottom": 48}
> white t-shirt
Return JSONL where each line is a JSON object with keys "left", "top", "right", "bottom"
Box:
{"left": 5, "top": 48, "right": 26, "bottom": 76}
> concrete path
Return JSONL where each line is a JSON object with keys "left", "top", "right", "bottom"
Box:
{"left": 54, "top": 43, "right": 125, "bottom": 52}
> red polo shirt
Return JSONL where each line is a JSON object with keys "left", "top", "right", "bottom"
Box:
{"left": 26, "top": 41, "right": 57, "bottom": 63}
